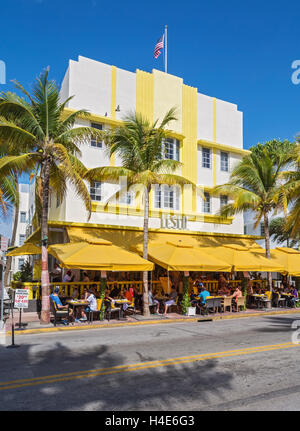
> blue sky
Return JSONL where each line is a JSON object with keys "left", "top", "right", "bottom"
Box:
{"left": 0, "top": 0, "right": 300, "bottom": 237}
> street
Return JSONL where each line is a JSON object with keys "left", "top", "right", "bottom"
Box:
{"left": 1, "top": 314, "right": 300, "bottom": 411}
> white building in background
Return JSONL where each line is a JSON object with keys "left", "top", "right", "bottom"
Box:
{"left": 11, "top": 184, "right": 29, "bottom": 274}
{"left": 46, "top": 55, "right": 250, "bottom": 235}
{"left": 10, "top": 183, "right": 35, "bottom": 276}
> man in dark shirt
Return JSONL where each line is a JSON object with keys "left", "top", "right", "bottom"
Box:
{"left": 110, "top": 284, "right": 121, "bottom": 298}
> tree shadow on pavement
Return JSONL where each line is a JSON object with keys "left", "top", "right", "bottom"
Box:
{"left": 0, "top": 341, "right": 234, "bottom": 411}
{"left": 251, "top": 315, "right": 299, "bottom": 333}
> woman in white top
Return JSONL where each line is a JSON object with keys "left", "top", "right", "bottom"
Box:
{"left": 79, "top": 290, "right": 97, "bottom": 322}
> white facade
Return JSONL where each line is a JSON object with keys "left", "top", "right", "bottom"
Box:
{"left": 48, "top": 56, "right": 248, "bottom": 236}
{"left": 11, "top": 183, "right": 29, "bottom": 274}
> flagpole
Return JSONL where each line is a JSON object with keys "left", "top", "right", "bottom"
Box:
{"left": 164, "top": 25, "right": 167, "bottom": 73}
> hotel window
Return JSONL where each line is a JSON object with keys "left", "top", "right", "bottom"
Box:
{"left": 119, "top": 190, "right": 134, "bottom": 206}
{"left": 260, "top": 222, "right": 265, "bottom": 236}
{"left": 162, "top": 138, "right": 180, "bottom": 161}
{"left": 154, "top": 185, "right": 180, "bottom": 210}
{"left": 220, "top": 151, "right": 229, "bottom": 172}
{"left": 19, "top": 234, "right": 25, "bottom": 246}
{"left": 202, "top": 148, "right": 211, "bottom": 168}
{"left": 90, "top": 123, "right": 103, "bottom": 148}
{"left": 220, "top": 195, "right": 228, "bottom": 208}
{"left": 20, "top": 212, "right": 26, "bottom": 223}
{"left": 203, "top": 192, "right": 211, "bottom": 213}
{"left": 18, "top": 258, "right": 25, "bottom": 271}
{"left": 90, "top": 181, "right": 102, "bottom": 201}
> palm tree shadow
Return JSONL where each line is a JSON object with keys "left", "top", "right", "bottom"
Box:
{"left": 251, "top": 315, "right": 299, "bottom": 333}
{"left": 0, "top": 341, "right": 234, "bottom": 411}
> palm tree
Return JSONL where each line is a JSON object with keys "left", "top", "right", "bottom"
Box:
{"left": 85, "top": 109, "right": 195, "bottom": 316}
{"left": 283, "top": 143, "right": 300, "bottom": 239}
{"left": 0, "top": 69, "right": 104, "bottom": 324}
{"left": 213, "top": 140, "right": 295, "bottom": 291}
{"left": 269, "top": 217, "right": 298, "bottom": 248}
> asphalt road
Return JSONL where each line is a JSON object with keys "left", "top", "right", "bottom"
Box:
{"left": 1, "top": 313, "right": 300, "bottom": 411}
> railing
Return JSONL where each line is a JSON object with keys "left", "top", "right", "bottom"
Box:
{"left": 10, "top": 280, "right": 162, "bottom": 300}
{"left": 10, "top": 278, "right": 271, "bottom": 300}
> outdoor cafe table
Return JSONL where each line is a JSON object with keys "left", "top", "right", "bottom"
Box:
{"left": 66, "top": 299, "right": 89, "bottom": 319}
{"left": 251, "top": 294, "right": 267, "bottom": 308}
{"left": 113, "top": 298, "right": 132, "bottom": 319}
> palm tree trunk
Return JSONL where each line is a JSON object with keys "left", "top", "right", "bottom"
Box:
{"left": 142, "top": 185, "right": 150, "bottom": 316}
{"left": 263, "top": 213, "right": 273, "bottom": 292}
{"left": 40, "top": 159, "right": 51, "bottom": 324}
{"left": 4, "top": 183, "right": 19, "bottom": 288}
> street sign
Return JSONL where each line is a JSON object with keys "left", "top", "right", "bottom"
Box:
{"left": 14, "top": 289, "right": 29, "bottom": 309}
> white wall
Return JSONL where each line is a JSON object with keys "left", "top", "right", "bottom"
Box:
{"left": 67, "top": 56, "right": 112, "bottom": 116}
{"left": 216, "top": 99, "right": 243, "bottom": 148}
{"left": 197, "top": 93, "right": 213, "bottom": 142}
{"left": 11, "top": 184, "right": 29, "bottom": 274}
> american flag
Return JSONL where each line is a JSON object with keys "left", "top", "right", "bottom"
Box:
{"left": 154, "top": 35, "right": 164, "bottom": 59}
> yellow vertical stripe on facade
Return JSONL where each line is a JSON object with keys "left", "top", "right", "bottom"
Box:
{"left": 153, "top": 70, "right": 182, "bottom": 133}
{"left": 212, "top": 97, "right": 217, "bottom": 186}
{"left": 213, "top": 148, "right": 217, "bottom": 186}
{"left": 182, "top": 84, "right": 198, "bottom": 214}
{"left": 136, "top": 69, "right": 154, "bottom": 123}
{"left": 110, "top": 66, "right": 117, "bottom": 166}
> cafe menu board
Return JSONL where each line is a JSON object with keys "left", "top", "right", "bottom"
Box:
{"left": 14, "top": 289, "right": 29, "bottom": 309}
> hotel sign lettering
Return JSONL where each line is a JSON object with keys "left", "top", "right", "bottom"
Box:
{"left": 160, "top": 215, "right": 188, "bottom": 230}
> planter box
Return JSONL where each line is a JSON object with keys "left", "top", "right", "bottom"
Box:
{"left": 185, "top": 307, "right": 196, "bottom": 316}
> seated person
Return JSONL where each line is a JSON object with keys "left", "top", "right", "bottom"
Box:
{"left": 79, "top": 289, "right": 98, "bottom": 322}
{"left": 91, "top": 284, "right": 99, "bottom": 298}
{"left": 218, "top": 283, "right": 231, "bottom": 296}
{"left": 197, "top": 286, "right": 210, "bottom": 310}
{"left": 50, "top": 287, "right": 73, "bottom": 324}
{"left": 163, "top": 285, "right": 178, "bottom": 316}
{"left": 110, "top": 284, "right": 121, "bottom": 299}
{"left": 148, "top": 287, "right": 160, "bottom": 314}
{"left": 81, "top": 287, "right": 88, "bottom": 300}
{"left": 232, "top": 286, "right": 243, "bottom": 310}
{"left": 190, "top": 285, "right": 202, "bottom": 305}
{"left": 121, "top": 288, "right": 134, "bottom": 313}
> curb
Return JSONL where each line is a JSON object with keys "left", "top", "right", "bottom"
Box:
{"left": 5, "top": 308, "right": 300, "bottom": 336}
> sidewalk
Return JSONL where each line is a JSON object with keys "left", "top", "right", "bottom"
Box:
{"left": 4, "top": 306, "right": 300, "bottom": 336}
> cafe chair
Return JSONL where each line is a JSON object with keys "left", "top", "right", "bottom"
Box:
{"left": 104, "top": 299, "right": 121, "bottom": 321}
{"left": 50, "top": 299, "right": 69, "bottom": 326}
{"left": 168, "top": 296, "right": 179, "bottom": 314}
{"left": 87, "top": 298, "right": 103, "bottom": 323}
{"left": 221, "top": 296, "right": 233, "bottom": 313}
{"left": 235, "top": 296, "right": 246, "bottom": 312}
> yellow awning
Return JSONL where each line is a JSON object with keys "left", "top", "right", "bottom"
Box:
{"left": 269, "top": 247, "right": 300, "bottom": 276}
{"left": 133, "top": 239, "right": 232, "bottom": 272}
{"left": 6, "top": 243, "right": 41, "bottom": 256}
{"left": 203, "top": 243, "right": 285, "bottom": 272}
{"left": 48, "top": 239, "right": 154, "bottom": 271}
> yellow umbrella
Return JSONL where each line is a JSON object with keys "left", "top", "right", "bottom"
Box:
{"left": 270, "top": 247, "right": 300, "bottom": 276}
{"left": 6, "top": 243, "right": 41, "bottom": 256}
{"left": 133, "top": 239, "right": 232, "bottom": 272}
{"left": 203, "top": 243, "right": 285, "bottom": 272}
{"left": 48, "top": 238, "right": 154, "bottom": 271}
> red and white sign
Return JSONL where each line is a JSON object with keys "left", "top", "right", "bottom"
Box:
{"left": 14, "top": 289, "right": 29, "bottom": 309}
